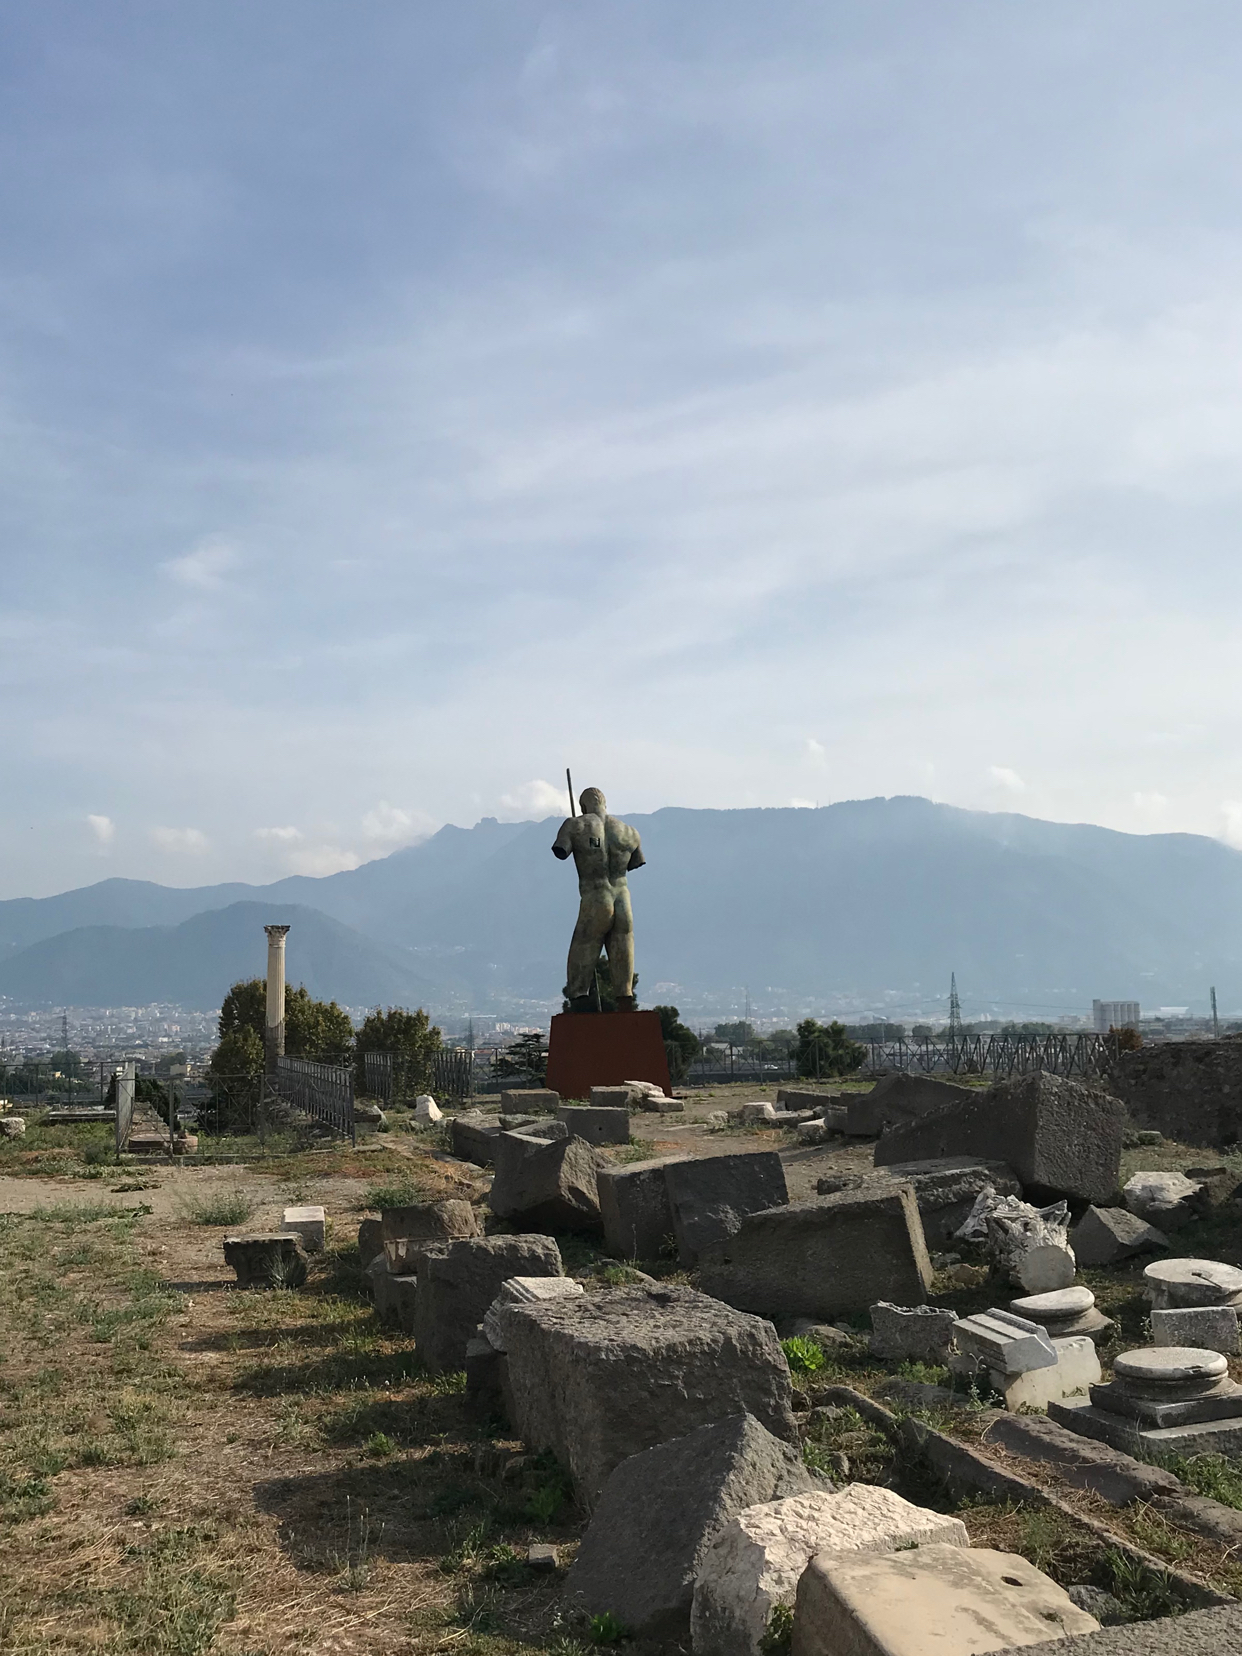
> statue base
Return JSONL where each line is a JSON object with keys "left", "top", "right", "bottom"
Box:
{"left": 545, "top": 1010, "right": 671, "bottom": 1103}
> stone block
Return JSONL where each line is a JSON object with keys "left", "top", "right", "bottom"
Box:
{"left": 382, "top": 1199, "right": 481, "bottom": 1271}
{"left": 556, "top": 1104, "right": 631, "bottom": 1146}
{"left": 0, "top": 1115, "right": 26, "bottom": 1138}
{"left": 496, "top": 1284, "right": 799, "bottom": 1506}
{"left": 591, "top": 1086, "right": 633, "bottom": 1108}
{"left": 850, "top": 1073, "right": 977, "bottom": 1139}
{"left": 390, "top": 1273, "right": 418, "bottom": 1333}
{"left": 451, "top": 1115, "right": 503, "bottom": 1165}
{"left": 740, "top": 1102, "right": 778, "bottom": 1123}
{"left": 223, "top": 1234, "right": 308, "bottom": 1288}
{"left": 1049, "top": 1397, "right": 1242, "bottom": 1459}
{"left": 664, "top": 1152, "right": 789, "bottom": 1265}
{"left": 412, "top": 1234, "right": 563, "bottom": 1372}
{"left": 482, "top": 1275, "right": 584, "bottom": 1349}
{"left": 487, "top": 1132, "right": 605, "bottom": 1231}
{"left": 367, "top": 1253, "right": 400, "bottom": 1323}
{"left": 980, "top": 1411, "right": 1186, "bottom": 1506}
{"left": 357, "top": 1217, "right": 384, "bottom": 1266}
{"left": 1144, "top": 1258, "right": 1242, "bottom": 1310}
{"left": 464, "top": 1333, "right": 506, "bottom": 1414}
{"left": 1152, "top": 1305, "right": 1240, "bottom": 1356}
{"left": 564, "top": 1413, "right": 815, "bottom": 1640}
{"left": 1070, "top": 1205, "right": 1168, "bottom": 1266}
{"left": 697, "top": 1187, "right": 933, "bottom": 1321}
{"left": 414, "top": 1094, "right": 443, "bottom": 1123}
{"left": 598, "top": 1156, "right": 687, "bottom": 1260}
{"left": 282, "top": 1204, "right": 326, "bottom": 1253}
{"left": 846, "top": 1158, "right": 1023, "bottom": 1246}
{"left": 790, "top": 1543, "right": 1099, "bottom": 1656}
{"left": 692, "top": 1486, "right": 968, "bottom": 1656}
{"left": 1002, "top": 1601, "right": 1242, "bottom": 1653}
{"left": 512, "top": 1119, "right": 569, "bottom": 1141}
{"left": 869, "top": 1303, "right": 958, "bottom": 1363}
{"left": 1185, "top": 1166, "right": 1242, "bottom": 1210}
{"left": 1124, "top": 1170, "right": 1203, "bottom": 1231}
{"left": 798, "top": 1120, "right": 830, "bottom": 1146}
{"left": 952, "top": 1310, "right": 1057, "bottom": 1375}
{"left": 528, "top": 1543, "right": 558, "bottom": 1571}
{"left": 500, "top": 1088, "right": 559, "bottom": 1113}
{"left": 777, "top": 1089, "right": 843, "bottom": 1111}
{"left": 873, "top": 1071, "right": 1125, "bottom": 1204}
{"left": 990, "top": 1335, "right": 1101, "bottom": 1412}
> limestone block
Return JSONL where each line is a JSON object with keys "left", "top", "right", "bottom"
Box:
{"left": 482, "top": 1274, "right": 584, "bottom": 1349}
{"left": 740, "top": 1102, "right": 778, "bottom": 1123}
{"left": 861, "top": 1158, "right": 1023, "bottom": 1246}
{"left": 692, "top": 1485, "right": 968, "bottom": 1656}
{"left": 591, "top": 1086, "right": 633, "bottom": 1108}
{"left": 1070, "top": 1205, "right": 1168, "bottom": 1267}
{"left": 598, "top": 1156, "right": 687, "bottom": 1260}
{"left": 790, "top": 1543, "right": 1099, "bottom": 1656}
{"left": 564, "top": 1413, "right": 815, "bottom": 1640}
{"left": 990, "top": 1335, "right": 1101, "bottom": 1412}
{"left": 0, "top": 1116, "right": 26, "bottom": 1138}
{"left": 414, "top": 1094, "right": 443, "bottom": 1123}
{"left": 1144, "top": 1258, "right": 1242, "bottom": 1310}
{"left": 697, "top": 1187, "right": 932, "bottom": 1321}
{"left": 412, "top": 1233, "right": 563, "bottom": 1372}
{"left": 367, "top": 1253, "right": 400, "bottom": 1323}
{"left": 556, "top": 1104, "right": 631, "bottom": 1146}
{"left": 282, "top": 1205, "right": 326, "bottom": 1253}
{"left": 664, "top": 1152, "right": 790, "bottom": 1265}
{"left": 451, "top": 1115, "right": 502, "bottom": 1165}
{"left": 382, "top": 1199, "right": 481, "bottom": 1272}
{"left": 357, "top": 1217, "right": 384, "bottom": 1265}
{"left": 952, "top": 1310, "right": 1057, "bottom": 1375}
{"left": 496, "top": 1284, "right": 798, "bottom": 1506}
{"left": 223, "top": 1234, "right": 308, "bottom": 1289}
{"left": 1152, "top": 1305, "right": 1241, "bottom": 1356}
{"left": 1124, "top": 1170, "right": 1203, "bottom": 1231}
{"left": 487, "top": 1131, "right": 606, "bottom": 1231}
{"left": 869, "top": 1303, "right": 958, "bottom": 1363}
{"left": 499, "top": 1088, "right": 560, "bottom": 1113}
{"left": 851, "top": 1073, "right": 977, "bottom": 1139}
{"left": 874, "top": 1070, "right": 1125, "bottom": 1204}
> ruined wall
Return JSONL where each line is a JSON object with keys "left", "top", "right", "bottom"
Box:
{"left": 1112, "top": 1041, "right": 1242, "bottom": 1148}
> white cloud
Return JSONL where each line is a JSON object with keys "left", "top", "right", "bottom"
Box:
{"left": 1222, "top": 803, "right": 1242, "bottom": 849}
{"left": 499, "top": 779, "right": 573, "bottom": 820}
{"left": 161, "top": 535, "right": 239, "bottom": 590}
{"left": 150, "top": 826, "right": 209, "bottom": 854}
{"left": 286, "top": 844, "right": 361, "bottom": 876}
{"left": 86, "top": 814, "right": 115, "bottom": 846}
{"left": 789, "top": 797, "right": 817, "bottom": 809}
{"left": 254, "top": 825, "right": 302, "bottom": 842}
{"left": 359, "top": 802, "right": 433, "bottom": 844}
{"left": 804, "top": 738, "right": 826, "bottom": 764}
{"left": 1133, "top": 791, "right": 1169, "bottom": 818}
{"left": 989, "top": 767, "right": 1027, "bottom": 794}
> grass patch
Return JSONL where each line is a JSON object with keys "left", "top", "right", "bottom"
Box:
{"left": 177, "top": 1189, "right": 255, "bottom": 1226}
{"left": 357, "top": 1179, "right": 436, "bottom": 1212}
{"left": 1161, "top": 1452, "right": 1242, "bottom": 1510}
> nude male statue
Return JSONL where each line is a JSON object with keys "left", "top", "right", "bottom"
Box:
{"left": 552, "top": 786, "right": 645, "bottom": 1012}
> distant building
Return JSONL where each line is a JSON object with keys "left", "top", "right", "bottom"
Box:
{"left": 1093, "top": 999, "right": 1140, "bottom": 1032}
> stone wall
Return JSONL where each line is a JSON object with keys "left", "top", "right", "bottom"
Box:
{"left": 1112, "top": 1041, "right": 1242, "bottom": 1148}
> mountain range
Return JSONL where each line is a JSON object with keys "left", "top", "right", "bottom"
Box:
{"left": 2, "top": 796, "right": 1241, "bottom": 1016}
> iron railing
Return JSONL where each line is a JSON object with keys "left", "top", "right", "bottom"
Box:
{"left": 361, "top": 1047, "right": 477, "bottom": 1105}
{"left": 274, "top": 1056, "right": 355, "bottom": 1143}
{"left": 859, "top": 1033, "right": 1110, "bottom": 1079}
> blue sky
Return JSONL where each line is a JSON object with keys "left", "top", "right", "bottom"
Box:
{"left": 5, "top": 2, "right": 1242, "bottom": 896}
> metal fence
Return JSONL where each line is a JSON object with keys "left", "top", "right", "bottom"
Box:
{"left": 274, "top": 1056, "right": 355, "bottom": 1143}
{"left": 361, "top": 1046, "right": 492, "bottom": 1104}
{"left": 859, "top": 1033, "right": 1110, "bottom": 1079}
{"left": 685, "top": 1046, "right": 799, "bottom": 1085}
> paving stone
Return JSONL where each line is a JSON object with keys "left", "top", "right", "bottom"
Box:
{"left": 556, "top": 1104, "right": 631, "bottom": 1145}
{"left": 222, "top": 1234, "right": 308, "bottom": 1288}
{"left": 496, "top": 1284, "right": 799, "bottom": 1506}
{"left": 869, "top": 1303, "right": 958, "bottom": 1363}
{"left": 412, "top": 1234, "right": 563, "bottom": 1372}
{"left": 873, "top": 1070, "right": 1125, "bottom": 1204}
{"left": 357, "top": 1217, "right": 384, "bottom": 1265}
{"left": 980, "top": 1412, "right": 1186, "bottom": 1505}
{"left": 791, "top": 1543, "right": 1099, "bottom": 1656}
{"left": 1152, "top": 1305, "right": 1240, "bottom": 1355}
{"left": 281, "top": 1204, "right": 326, "bottom": 1253}
{"left": 1070, "top": 1205, "right": 1169, "bottom": 1267}
{"left": 564, "top": 1413, "right": 815, "bottom": 1640}
{"left": 597, "top": 1155, "right": 687, "bottom": 1261}
{"left": 692, "top": 1485, "right": 968, "bottom": 1656}
{"left": 499, "top": 1088, "right": 560, "bottom": 1113}
{"left": 698, "top": 1187, "right": 932, "bottom": 1320}
{"left": 487, "top": 1132, "right": 606, "bottom": 1231}
{"left": 664, "top": 1152, "right": 789, "bottom": 1265}
{"left": 482, "top": 1275, "right": 584, "bottom": 1349}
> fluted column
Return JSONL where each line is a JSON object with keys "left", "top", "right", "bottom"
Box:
{"left": 264, "top": 925, "right": 290, "bottom": 1074}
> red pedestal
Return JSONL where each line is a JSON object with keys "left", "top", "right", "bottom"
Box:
{"left": 545, "top": 1010, "right": 671, "bottom": 1103}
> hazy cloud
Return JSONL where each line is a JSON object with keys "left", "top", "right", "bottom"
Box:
{"left": 286, "top": 844, "right": 361, "bottom": 876}
{"left": 359, "top": 803, "right": 434, "bottom": 845}
{"left": 989, "top": 767, "right": 1027, "bottom": 795}
{"left": 254, "top": 825, "right": 302, "bottom": 842}
{"left": 86, "top": 814, "right": 115, "bottom": 846}
{"left": 150, "top": 826, "right": 209, "bottom": 854}
{"left": 499, "top": 779, "right": 572, "bottom": 820}
{"left": 161, "top": 537, "right": 240, "bottom": 591}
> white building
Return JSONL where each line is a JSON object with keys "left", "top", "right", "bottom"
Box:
{"left": 1093, "top": 998, "right": 1140, "bottom": 1032}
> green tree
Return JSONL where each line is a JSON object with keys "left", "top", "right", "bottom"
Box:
{"left": 654, "top": 1005, "right": 700, "bottom": 1084}
{"left": 495, "top": 1031, "right": 547, "bottom": 1086}
{"left": 48, "top": 1048, "right": 84, "bottom": 1080}
{"left": 208, "top": 1027, "right": 264, "bottom": 1082}
{"left": 355, "top": 1006, "right": 442, "bottom": 1097}
{"left": 211, "top": 978, "right": 355, "bottom": 1076}
{"left": 795, "top": 1018, "right": 865, "bottom": 1079}
{"left": 714, "top": 1021, "right": 756, "bottom": 1046}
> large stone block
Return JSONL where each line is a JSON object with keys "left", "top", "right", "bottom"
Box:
{"left": 791, "top": 1543, "right": 1098, "bottom": 1656}
{"left": 1152, "top": 1305, "right": 1241, "bottom": 1356}
{"left": 497, "top": 1284, "right": 799, "bottom": 1506}
{"left": 382, "top": 1199, "right": 481, "bottom": 1271}
{"left": 556, "top": 1104, "right": 631, "bottom": 1146}
{"left": 223, "top": 1234, "right": 308, "bottom": 1288}
{"left": 995, "top": 1601, "right": 1242, "bottom": 1653}
{"left": 873, "top": 1071, "right": 1125, "bottom": 1203}
{"left": 564, "top": 1413, "right": 815, "bottom": 1641}
{"left": 1070, "top": 1205, "right": 1168, "bottom": 1266}
{"left": 487, "top": 1131, "right": 605, "bottom": 1232}
{"left": 499, "top": 1088, "right": 559, "bottom": 1113}
{"left": 819, "top": 1159, "right": 1022, "bottom": 1246}
{"left": 412, "top": 1234, "right": 562, "bottom": 1372}
{"left": 692, "top": 1486, "right": 969, "bottom": 1656}
{"left": 850, "top": 1073, "right": 977, "bottom": 1138}
{"left": 598, "top": 1156, "right": 687, "bottom": 1260}
{"left": 697, "top": 1188, "right": 933, "bottom": 1320}
{"left": 664, "top": 1152, "right": 789, "bottom": 1265}
{"left": 451, "top": 1115, "right": 503, "bottom": 1165}
{"left": 869, "top": 1303, "right": 958, "bottom": 1363}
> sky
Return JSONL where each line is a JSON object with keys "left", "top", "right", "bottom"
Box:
{"left": 5, "top": 2, "right": 1242, "bottom": 896}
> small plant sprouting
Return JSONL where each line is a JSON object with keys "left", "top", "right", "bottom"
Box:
{"left": 526, "top": 1479, "right": 567, "bottom": 1525}
{"left": 365, "top": 1432, "right": 394, "bottom": 1458}
{"left": 781, "top": 1335, "right": 826, "bottom": 1377}
{"left": 758, "top": 1602, "right": 794, "bottom": 1656}
{"left": 588, "top": 1611, "right": 629, "bottom": 1645}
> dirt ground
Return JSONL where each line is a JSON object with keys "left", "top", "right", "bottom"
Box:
{"left": 2, "top": 1092, "right": 1240, "bottom": 1655}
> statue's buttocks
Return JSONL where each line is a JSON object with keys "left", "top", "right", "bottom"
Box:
{"left": 552, "top": 786, "right": 645, "bottom": 1012}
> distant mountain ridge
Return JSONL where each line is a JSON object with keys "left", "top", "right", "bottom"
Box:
{"left": 2, "top": 797, "right": 1241, "bottom": 1012}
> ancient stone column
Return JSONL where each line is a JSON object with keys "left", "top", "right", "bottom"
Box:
{"left": 264, "top": 925, "right": 290, "bottom": 1074}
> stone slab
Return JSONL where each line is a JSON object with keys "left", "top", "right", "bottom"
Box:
{"left": 564, "top": 1413, "right": 815, "bottom": 1641}
{"left": 598, "top": 1155, "right": 687, "bottom": 1261}
{"left": 1070, "top": 1205, "right": 1169, "bottom": 1266}
{"left": 281, "top": 1204, "right": 326, "bottom": 1253}
{"left": 990, "top": 1601, "right": 1242, "bottom": 1656}
{"left": 556, "top": 1104, "right": 631, "bottom": 1145}
{"left": 869, "top": 1303, "right": 958, "bottom": 1364}
{"left": 697, "top": 1187, "right": 933, "bottom": 1321}
{"left": 499, "top": 1088, "right": 559, "bottom": 1113}
{"left": 1049, "top": 1398, "right": 1242, "bottom": 1459}
{"left": 496, "top": 1284, "right": 798, "bottom": 1506}
{"left": 791, "top": 1543, "right": 1099, "bottom": 1656}
{"left": 544, "top": 1009, "right": 671, "bottom": 1101}
{"left": 980, "top": 1411, "right": 1185, "bottom": 1505}
{"left": 692, "top": 1486, "right": 968, "bottom": 1656}
{"left": 873, "top": 1071, "right": 1125, "bottom": 1204}
{"left": 412, "top": 1233, "right": 563, "bottom": 1372}
{"left": 1089, "top": 1381, "right": 1242, "bottom": 1428}
{"left": 1152, "top": 1305, "right": 1240, "bottom": 1356}
{"left": 665, "top": 1152, "right": 789, "bottom": 1265}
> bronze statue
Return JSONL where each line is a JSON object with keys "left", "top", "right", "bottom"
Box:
{"left": 552, "top": 786, "right": 645, "bottom": 1011}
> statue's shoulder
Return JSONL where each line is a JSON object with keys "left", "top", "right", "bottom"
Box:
{"left": 605, "top": 814, "right": 641, "bottom": 846}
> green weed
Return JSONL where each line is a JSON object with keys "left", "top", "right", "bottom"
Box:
{"left": 759, "top": 1601, "right": 794, "bottom": 1656}
{"left": 588, "top": 1610, "right": 629, "bottom": 1644}
{"left": 781, "top": 1336, "right": 826, "bottom": 1376}
{"left": 177, "top": 1190, "right": 255, "bottom": 1227}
